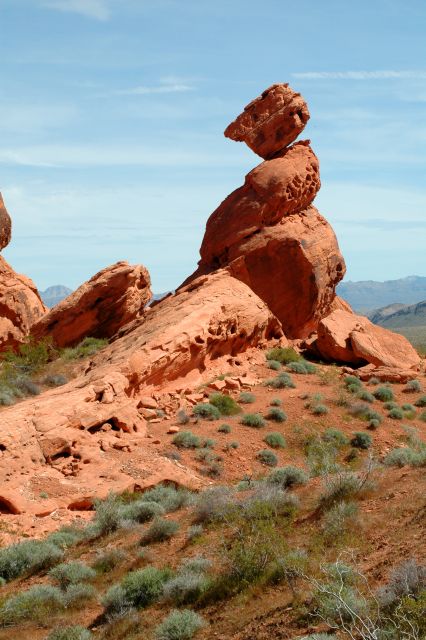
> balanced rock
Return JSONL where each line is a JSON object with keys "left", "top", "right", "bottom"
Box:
{"left": 316, "top": 309, "right": 420, "bottom": 370}
{"left": 32, "top": 261, "right": 152, "bottom": 348}
{"left": 225, "top": 83, "right": 310, "bottom": 159}
{"left": 0, "top": 193, "right": 12, "bottom": 250}
{"left": 0, "top": 256, "right": 47, "bottom": 351}
{"left": 185, "top": 83, "right": 345, "bottom": 339}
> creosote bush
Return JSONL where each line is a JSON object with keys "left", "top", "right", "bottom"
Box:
{"left": 238, "top": 391, "right": 256, "bottom": 404}
{"left": 241, "top": 413, "right": 266, "bottom": 428}
{"left": 256, "top": 449, "right": 278, "bottom": 467}
{"left": 172, "top": 431, "right": 201, "bottom": 449}
{"left": 263, "top": 432, "right": 286, "bottom": 449}
{"left": 265, "top": 372, "right": 296, "bottom": 389}
{"left": 266, "top": 346, "right": 301, "bottom": 364}
{"left": 154, "top": 609, "right": 205, "bottom": 640}
{"left": 266, "top": 407, "right": 287, "bottom": 422}
{"left": 193, "top": 403, "right": 220, "bottom": 420}
{"left": 140, "top": 517, "right": 180, "bottom": 545}
{"left": 209, "top": 392, "right": 241, "bottom": 416}
{"left": 266, "top": 466, "right": 308, "bottom": 489}
{"left": 373, "top": 385, "right": 394, "bottom": 402}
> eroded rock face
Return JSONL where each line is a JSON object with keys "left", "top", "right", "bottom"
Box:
{"left": 316, "top": 309, "right": 421, "bottom": 369}
{"left": 0, "top": 256, "right": 47, "bottom": 351}
{"left": 0, "top": 193, "right": 12, "bottom": 251}
{"left": 0, "top": 270, "right": 282, "bottom": 516}
{"left": 199, "top": 142, "right": 321, "bottom": 266}
{"left": 32, "top": 261, "right": 152, "bottom": 348}
{"left": 225, "top": 83, "right": 310, "bottom": 159}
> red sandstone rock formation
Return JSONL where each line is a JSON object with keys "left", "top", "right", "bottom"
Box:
{"left": 0, "top": 256, "right": 47, "bottom": 351}
{"left": 225, "top": 83, "right": 310, "bottom": 159}
{"left": 185, "top": 84, "right": 346, "bottom": 339}
{"left": 316, "top": 309, "right": 420, "bottom": 370}
{"left": 0, "top": 193, "right": 12, "bottom": 250}
{"left": 0, "top": 270, "right": 282, "bottom": 513}
{"left": 32, "top": 261, "right": 152, "bottom": 348}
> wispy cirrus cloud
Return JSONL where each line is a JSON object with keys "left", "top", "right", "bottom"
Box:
{"left": 42, "top": 0, "right": 110, "bottom": 21}
{"left": 292, "top": 70, "right": 426, "bottom": 80}
{"left": 113, "top": 77, "right": 195, "bottom": 96}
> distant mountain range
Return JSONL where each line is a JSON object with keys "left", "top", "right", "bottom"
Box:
{"left": 369, "top": 300, "right": 426, "bottom": 329}
{"left": 40, "top": 285, "right": 72, "bottom": 308}
{"left": 337, "top": 275, "right": 426, "bottom": 312}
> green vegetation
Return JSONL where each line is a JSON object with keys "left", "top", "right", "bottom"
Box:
{"left": 193, "top": 402, "right": 221, "bottom": 420}
{"left": 263, "top": 432, "right": 286, "bottom": 449}
{"left": 217, "top": 423, "right": 231, "bottom": 433}
{"left": 384, "top": 427, "right": 426, "bottom": 467}
{"left": 61, "top": 337, "right": 108, "bottom": 360}
{"left": 256, "top": 449, "right": 278, "bottom": 467}
{"left": 238, "top": 391, "right": 256, "bottom": 404}
{"left": 267, "top": 359, "right": 281, "bottom": 371}
{"left": 209, "top": 392, "right": 241, "bottom": 416}
{"left": 266, "top": 466, "right": 308, "bottom": 489}
{"left": 266, "top": 346, "right": 302, "bottom": 364}
{"left": 265, "top": 372, "right": 296, "bottom": 389}
{"left": 172, "top": 431, "right": 201, "bottom": 448}
{"left": 0, "top": 538, "right": 64, "bottom": 582}
{"left": 388, "top": 407, "right": 404, "bottom": 420}
{"left": 414, "top": 394, "right": 426, "bottom": 407}
{"left": 140, "top": 517, "right": 180, "bottom": 545}
{"left": 373, "top": 385, "right": 394, "bottom": 402}
{"left": 287, "top": 360, "right": 317, "bottom": 374}
{"left": 47, "top": 626, "right": 92, "bottom": 640}
{"left": 266, "top": 406, "right": 287, "bottom": 422}
{"left": 356, "top": 389, "right": 375, "bottom": 403}
{"left": 270, "top": 397, "right": 282, "bottom": 406}
{"left": 103, "top": 566, "right": 172, "bottom": 616}
{"left": 155, "top": 609, "right": 205, "bottom": 640}
{"left": 49, "top": 561, "right": 96, "bottom": 589}
{"left": 350, "top": 432, "right": 372, "bottom": 449}
{"left": 403, "top": 379, "right": 422, "bottom": 393}
{"left": 322, "top": 428, "right": 349, "bottom": 447}
{"left": 241, "top": 413, "right": 266, "bottom": 428}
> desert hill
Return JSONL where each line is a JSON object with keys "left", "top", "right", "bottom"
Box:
{"left": 337, "top": 275, "right": 426, "bottom": 312}
{"left": 0, "top": 83, "right": 424, "bottom": 640}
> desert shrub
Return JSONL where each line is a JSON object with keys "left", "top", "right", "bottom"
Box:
{"left": 200, "top": 460, "right": 223, "bottom": 479}
{"left": 322, "top": 501, "right": 358, "bottom": 541}
{"left": 343, "top": 375, "right": 362, "bottom": 388}
{"left": 287, "top": 360, "right": 317, "bottom": 374}
{"left": 267, "top": 466, "right": 308, "bottom": 489}
{"left": 142, "top": 484, "right": 191, "bottom": 512}
{"left": 266, "top": 407, "right": 287, "bottom": 422}
{"left": 179, "top": 556, "right": 212, "bottom": 574}
{"left": 192, "top": 486, "right": 235, "bottom": 524}
{"left": 61, "top": 337, "right": 108, "bottom": 360}
{"left": 195, "top": 447, "right": 217, "bottom": 462}
{"left": 311, "top": 403, "right": 329, "bottom": 416}
{"left": 401, "top": 402, "right": 416, "bottom": 412}
{"left": 319, "top": 471, "right": 371, "bottom": 510}
{"left": 176, "top": 409, "right": 190, "bottom": 425}
{"left": 270, "top": 397, "right": 282, "bottom": 406}
{"left": 267, "top": 359, "right": 281, "bottom": 371}
{"left": 0, "top": 584, "right": 63, "bottom": 625}
{"left": 383, "top": 401, "right": 398, "bottom": 410}
{"left": 209, "top": 392, "right": 241, "bottom": 416}
{"left": 373, "top": 386, "right": 394, "bottom": 402}
{"left": 193, "top": 403, "right": 220, "bottom": 420}
{"left": 92, "top": 548, "right": 125, "bottom": 574}
{"left": 414, "top": 394, "right": 426, "bottom": 407}
{"left": 350, "top": 432, "right": 372, "bottom": 449}
{"left": 242, "top": 485, "right": 299, "bottom": 519}
{"left": 384, "top": 428, "right": 426, "bottom": 468}
{"left": 47, "top": 526, "right": 84, "bottom": 549}
{"left": 377, "top": 558, "right": 426, "bottom": 607}
{"left": 91, "top": 493, "right": 123, "bottom": 536}
{"left": 163, "top": 572, "right": 209, "bottom": 605}
{"left": 356, "top": 389, "right": 375, "bottom": 403}
{"left": 46, "top": 626, "right": 92, "bottom": 640}
{"left": 49, "top": 561, "right": 96, "bottom": 589}
{"left": 0, "top": 539, "right": 63, "bottom": 582}
{"left": 225, "top": 441, "right": 239, "bottom": 450}
{"left": 62, "top": 583, "right": 96, "bottom": 607}
{"left": 348, "top": 403, "right": 382, "bottom": 426}
{"left": 388, "top": 407, "right": 404, "bottom": 420}
{"left": 187, "top": 524, "right": 203, "bottom": 541}
{"left": 403, "top": 379, "right": 422, "bottom": 393}
{"left": 256, "top": 449, "right": 278, "bottom": 467}
{"left": 368, "top": 377, "right": 380, "bottom": 385}
{"left": 266, "top": 372, "right": 296, "bottom": 389}
{"left": 305, "top": 436, "right": 340, "bottom": 477}
{"left": 119, "top": 500, "right": 165, "bottom": 523}
{"left": 266, "top": 346, "right": 301, "bottom": 364}
{"left": 155, "top": 609, "right": 205, "bottom": 640}
{"left": 217, "top": 423, "right": 231, "bottom": 433}
{"left": 420, "top": 410, "right": 426, "bottom": 422}
{"left": 322, "top": 428, "right": 349, "bottom": 447}
{"left": 241, "top": 413, "right": 266, "bottom": 428}
{"left": 172, "top": 431, "right": 201, "bottom": 449}
{"left": 0, "top": 389, "right": 15, "bottom": 405}
{"left": 368, "top": 419, "right": 381, "bottom": 431}
{"left": 239, "top": 391, "right": 256, "bottom": 404}
{"left": 140, "top": 517, "right": 179, "bottom": 545}
{"left": 201, "top": 437, "right": 216, "bottom": 449}
{"left": 103, "top": 566, "right": 172, "bottom": 615}
{"left": 263, "top": 432, "right": 286, "bottom": 449}
{"left": 43, "top": 374, "right": 68, "bottom": 387}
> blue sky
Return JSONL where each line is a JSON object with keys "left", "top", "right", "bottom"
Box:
{"left": 0, "top": 0, "right": 425, "bottom": 292}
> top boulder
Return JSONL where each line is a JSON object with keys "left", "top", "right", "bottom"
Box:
{"left": 224, "top": 83, "right": 310, "bottom": 159}
{"left": 0, "top": 193, "right": 12, "bottom": 250}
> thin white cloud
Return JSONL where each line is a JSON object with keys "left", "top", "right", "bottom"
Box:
{"left": 42, "top": 0, "right": 110, "bottom": 21}
{"left": 292, "top": 70, "right": 426, "bottom": 80}
{"left": 114, "top": 78, "right": 195, "bottom": 96}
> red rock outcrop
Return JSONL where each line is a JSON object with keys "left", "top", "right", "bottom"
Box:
{"left": 0, "top": 270, "right": 282, "bottom": 516}
{"left": 316, "top": 309, "right": 420, "bottom": 370}
{"left": 185, "top": 84, "right": 346, "bottom": 339}
{"left": 225, "top": 83, "right": 310, "bottom": 159}
{"left": 32, "top": 261, "right": 152, "bottom": 348}
{"left": 0, "top": 192, "right": 12, "bottom": 250}
{"left": 0, "top": 256, "right": 47, "bottom": 351}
